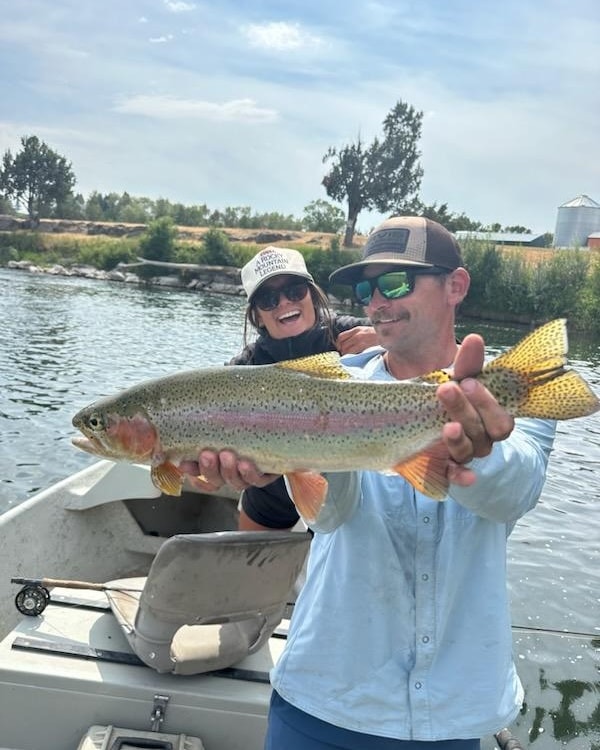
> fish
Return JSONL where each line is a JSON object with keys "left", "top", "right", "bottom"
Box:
{"left": 72, "top": 318, "right": 599, "bottom": 521}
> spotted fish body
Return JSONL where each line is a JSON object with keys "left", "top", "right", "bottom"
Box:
{"left": 72, "top": 319, "right": 599, "bottom": 518}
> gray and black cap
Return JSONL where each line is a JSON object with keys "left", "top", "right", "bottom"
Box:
{"left": 329, "top": 216, "right": 463, "bottom": 285}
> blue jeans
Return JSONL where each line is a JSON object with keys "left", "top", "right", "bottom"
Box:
{"left": 264, "top": 691, "right": 481, "bottom": 750}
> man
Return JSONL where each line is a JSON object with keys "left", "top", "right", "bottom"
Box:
{"left": 187, "top": 217, "right": 556, "bottom": 749}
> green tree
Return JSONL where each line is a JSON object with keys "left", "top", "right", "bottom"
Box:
{"left": 417, "top": 202, "right": 482, "bottom": 233}
{"left": 84, "top": 191, "right": 121, "bottom": 222}
{"left": 202, "top": 228, "right": 235, "bottom": 265}
{"left": 302, "top": 199, "right": 345, "bottom": 233}
{"left": 59, "top": 192, "right": 86, "bottom": 220}
{"left": 138, "top": 216, "right": 177, "bottom": 262}
{"left": 0, "top": 195, "right": 15, "bottom": 215}
{"left": 322, "top": 100, "right": 423, "bottom": 246}
{"left": 0, "top": 135, "right": 76, "bottom": 220}
{"left": 503, "top": 225, "right": 531, "bottom": 234}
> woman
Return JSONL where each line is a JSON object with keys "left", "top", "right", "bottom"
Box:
{"left": 230, "top": 245, "right": 377, "bottom": 531}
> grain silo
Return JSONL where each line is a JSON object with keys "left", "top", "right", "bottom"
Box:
{"left": 553, "top": 194, "right": 600, "bottom": 247}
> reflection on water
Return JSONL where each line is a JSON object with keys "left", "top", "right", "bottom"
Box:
{"left": 0, "top": 270, "right": 246, "bottom": 501}
{"left": 1, "top": 269, "right": 599, "bottom": 747}
{"left": 508, "top": 632, "right": 600, "bottom": 749}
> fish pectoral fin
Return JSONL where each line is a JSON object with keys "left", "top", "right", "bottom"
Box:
{"left": 286, "top": 471, "right": 329, "bottom": 523}
{"left": 393, "top": 443, "right": 449, "bottom": 500}
{"left": 276, "top": 352, "right": 352, "bottom": 380}
{"left": 151, "top": 461, "right": 184, "bottom": 496}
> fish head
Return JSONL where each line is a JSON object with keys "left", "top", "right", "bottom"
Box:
{"left": 72, "top": 399, "right": 158, "bottom": 462}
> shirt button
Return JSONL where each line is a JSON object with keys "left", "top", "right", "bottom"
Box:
{"left": 422, "top": 573, "right": 429, "bottom": 581}
{"left": 423, "top": 516, "right": 430, "bottom": 523}
{"left": 415, "top": 681, "right": 422, "bottom": 689}
{"left": 422, "top": 636, "right": 430, "bottom": 643}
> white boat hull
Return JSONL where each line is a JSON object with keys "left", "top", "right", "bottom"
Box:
{"left": 1, "top": 461, "right": 596, "bottom": 749}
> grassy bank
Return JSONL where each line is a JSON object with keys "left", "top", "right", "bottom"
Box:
{"left": 1, "top": 228, "right": 599, "bottom": 333}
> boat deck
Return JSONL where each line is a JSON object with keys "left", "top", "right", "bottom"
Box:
{"left": 0, "top": 587, "right": 287, "bottom": 750}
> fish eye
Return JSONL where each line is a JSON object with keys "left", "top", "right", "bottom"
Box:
{"left": 87, "top": 412, "right": 105, "bottom": 432}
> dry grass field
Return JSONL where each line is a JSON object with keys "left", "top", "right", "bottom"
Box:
{"left": 5, "top": 217, "right": 599, "bottom": 262}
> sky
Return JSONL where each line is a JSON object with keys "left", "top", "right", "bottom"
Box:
{"left": 1, "top": 0, "right": 599, "bottom": 235}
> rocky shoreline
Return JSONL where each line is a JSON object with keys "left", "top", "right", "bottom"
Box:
{"left": 6, "top": 259, "right": 246, "bottom": 297}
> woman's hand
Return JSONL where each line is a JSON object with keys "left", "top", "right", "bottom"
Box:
{"left": 336, "top": 326, "right": 378, "bottom": 354}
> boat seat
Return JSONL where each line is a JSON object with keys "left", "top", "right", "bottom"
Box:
{"left": 104, "top": 530, "right": 310, "bottom": 675}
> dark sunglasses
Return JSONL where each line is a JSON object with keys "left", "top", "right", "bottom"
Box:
{"left": 253, "top": 280, "right": 311, "bottom": 311}
{"left": 353, "top": 268, "right": 448, "bottom": 306}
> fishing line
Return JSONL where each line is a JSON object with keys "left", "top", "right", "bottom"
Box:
{"left": 512, "top": 624, "right": 599, "bottom": 639}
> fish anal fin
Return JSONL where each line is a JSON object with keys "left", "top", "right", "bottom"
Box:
{"left": 276, "top": 352, "right": 352, "bottom": 380}
{"left": 286, "top": 471, "right": 329, "bottom": 522}
{"left": 151, "top": 461, "right": 184, "bottom": 496}
{"left": 393, "top": 443, "right": 449, "bottom": 500}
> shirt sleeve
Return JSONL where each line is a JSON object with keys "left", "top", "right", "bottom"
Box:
{"left": 449, "top": 417, "right": 556, "bottom": 524}
{"left": 332, "top": 314, "right": 371, "bottom": 336}
{"left": 240, "top": 477, "right": 300, "bottom": 529}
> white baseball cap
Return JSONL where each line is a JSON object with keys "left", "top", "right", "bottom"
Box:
{"left": 241, "top": 246, "right": 314, "bottom": 301}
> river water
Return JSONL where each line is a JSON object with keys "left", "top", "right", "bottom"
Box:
{"left": 1, "top": 267, "right": 599, "bottom": 748}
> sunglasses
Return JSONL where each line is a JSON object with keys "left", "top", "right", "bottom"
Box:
{"left": 353, "top": 268, "right": 448, "bottom": 306}
{"left": 253, "top": 280, "right": 311, "bottom": 311}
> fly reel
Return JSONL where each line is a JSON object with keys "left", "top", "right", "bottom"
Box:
{"left": 14, "top": 584, "right": 51, "bottom": 616}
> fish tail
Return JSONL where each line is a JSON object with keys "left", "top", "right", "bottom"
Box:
{"left": 482, "top": 319, "right": 600, "bottom": 420}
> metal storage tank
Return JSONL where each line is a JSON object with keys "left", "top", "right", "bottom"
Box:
{"left": 553, "top": 194, "right": 600, "bottom": 247}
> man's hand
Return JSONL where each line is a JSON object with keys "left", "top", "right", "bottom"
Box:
{"left": 180, "top": 450, "right": 278, "bottom": 493}
{"left": 437, "top": 333, "right": 514, "bottom": 486}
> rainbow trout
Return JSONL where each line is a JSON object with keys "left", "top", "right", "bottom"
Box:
{"left": 72, "top": 319, "right": 599, "bottom": 520}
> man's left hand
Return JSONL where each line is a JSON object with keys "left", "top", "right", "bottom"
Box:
{"left": 437, "top": 333, "right": 514, "bottom": 486}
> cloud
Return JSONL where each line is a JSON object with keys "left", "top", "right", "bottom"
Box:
{"left": 113, "top": 95, "right": 278, "bottom": 123}
{"left": 149, "top": 34, "right": 174, "bottom": 44}
{"left": 164, "top": 0, "right": 196, "bottom": 12}
{"left": 242, "top": 21, "right": 323, "bottom": 52}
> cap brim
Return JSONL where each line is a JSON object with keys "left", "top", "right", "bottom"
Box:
{"left": 329, "top": 258, "right": 435, "bottom": 286}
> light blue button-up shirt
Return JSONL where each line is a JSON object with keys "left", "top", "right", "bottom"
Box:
{"left": 273, "top": 349, "right": 556, "bottom": 741}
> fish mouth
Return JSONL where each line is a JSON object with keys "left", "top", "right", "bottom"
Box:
{"left": 71, "top": 435, "right": 120, "bottom": 459}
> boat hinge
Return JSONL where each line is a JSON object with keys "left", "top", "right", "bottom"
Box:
{"left": 150, "top": 693, "right": 170, "bottom": 732}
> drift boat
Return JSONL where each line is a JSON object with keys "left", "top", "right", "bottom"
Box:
{"left": 0, "top": 460, "right": 595, "bottom": 749}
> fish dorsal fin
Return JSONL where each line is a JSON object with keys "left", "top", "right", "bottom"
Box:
{"left": 276, "top": 351, "right": 353, "bottom": 380}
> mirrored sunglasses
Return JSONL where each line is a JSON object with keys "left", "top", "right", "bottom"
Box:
{"left": 253, "top": 280, "right": 311, "bottom": 311}
{"left": 353, "top": 268, "right": 448, "bottom": 306}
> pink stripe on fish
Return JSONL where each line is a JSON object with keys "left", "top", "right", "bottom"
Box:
{"left": 198, "top": 407, "right": 435, "bottom": 434}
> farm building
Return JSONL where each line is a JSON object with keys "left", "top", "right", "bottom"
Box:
{"left": 454, "top": 231, "right": 547, "bottom": 246}
{"left": 553, "top": 194, "right": 600, "bottom": 248}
